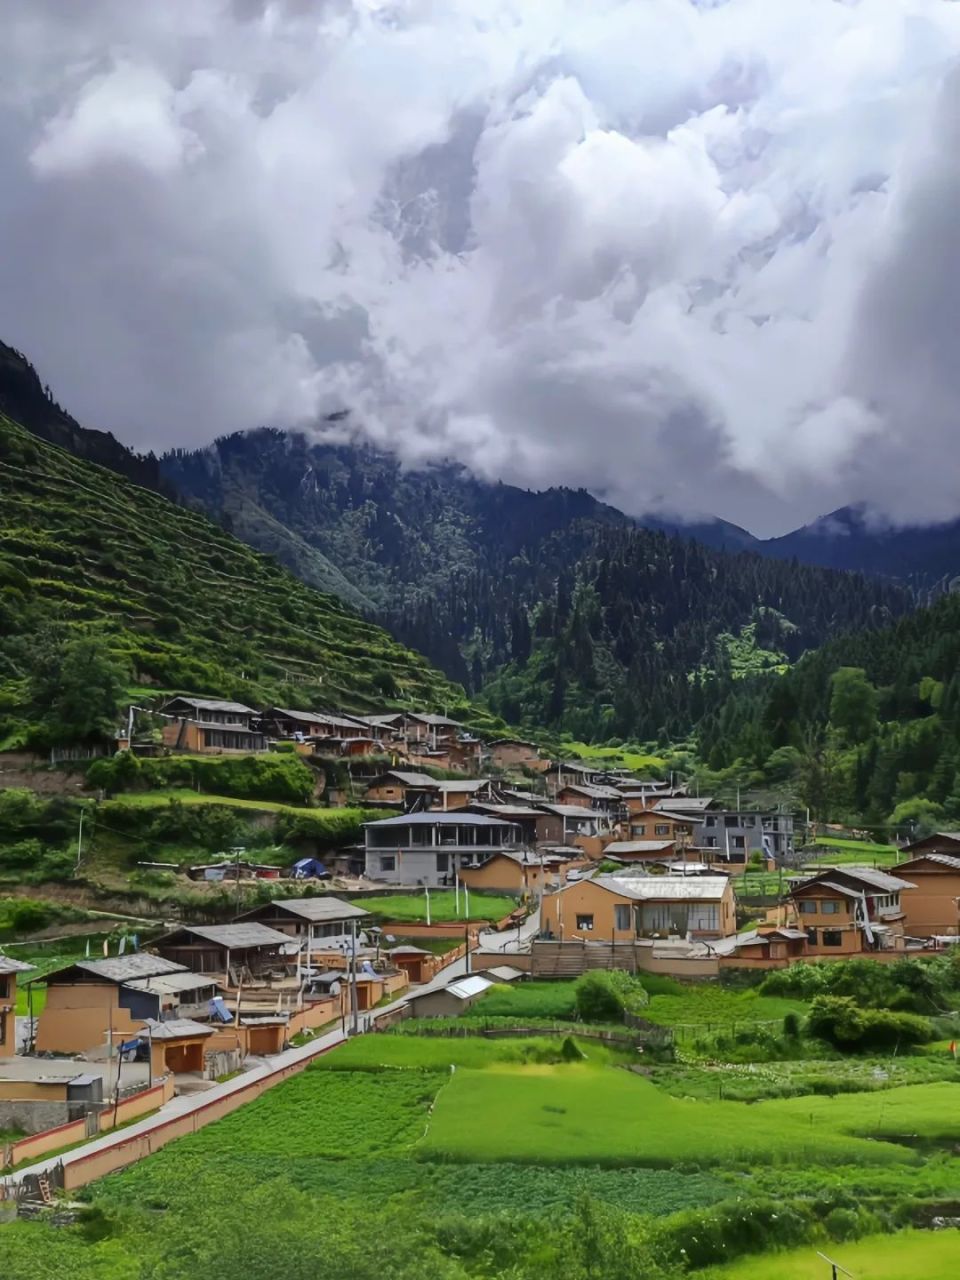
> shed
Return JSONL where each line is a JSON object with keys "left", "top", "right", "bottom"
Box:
{"left": 405, "top": 974, "right": 493, "bottom": 1018}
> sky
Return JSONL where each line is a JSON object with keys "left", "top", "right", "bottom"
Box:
{"left": 2, "top": 1, "right": 960, "bottom": 537}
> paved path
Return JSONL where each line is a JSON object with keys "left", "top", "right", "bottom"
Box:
{"left": 1, "top": 922, "right": 541, "bottom": 1193}
{"left": 1, "top": 1023, "right": 347, "bottom": 1191}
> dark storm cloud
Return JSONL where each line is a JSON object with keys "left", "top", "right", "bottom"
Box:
{"left": 0, "top": 1, "right": 959, "bottom": 534}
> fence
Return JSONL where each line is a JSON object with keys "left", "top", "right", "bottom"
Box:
{"left": 387, "top": 1019, "right": 673, "bottom": 1048}
{"left": 1, "top": 1077, "right": 175, "bottom": 1171}
{"left": 669, "top": 1017, "right": 786, "bottom": 1044}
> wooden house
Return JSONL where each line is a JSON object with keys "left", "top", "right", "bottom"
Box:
{"left": 153, "top": 923, "right": 295, "bottom": 981}
{"left": 893, "top": 853, "right": 960, "bottom": 938}
{"left": 487, "top": 738, "right": 542, "bottom": 770}
{"left": 787, "top": 867, "right": 914, "bottom": 956}
{"left": 363, "top": 770, "right": 439, "bottom": 809}
{"left": 160, "top": 697, "right": 266, "bottom": 754}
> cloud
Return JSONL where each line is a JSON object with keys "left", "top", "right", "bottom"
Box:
{"left": 0, "top": 1, "right": 959, "bottom": 534}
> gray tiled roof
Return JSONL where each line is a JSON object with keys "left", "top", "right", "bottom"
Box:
{"left": 42, "top": 955, "right": 187, "bottom": 985}
{"left": 162, "top": 923, "right": 293, "bottom": 948}
{"left": 257, "top": 897, "right": 370, "bottom": 923}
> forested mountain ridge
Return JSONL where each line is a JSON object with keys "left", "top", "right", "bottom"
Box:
{"left": 760, "top": 503, "right": 960, "bottom": 591}
{"left": 700, "top": 591, "right": 960, "bottom": 832}
{"left": 0, "top": 414, "right": 464, "bottom": 750}
{"left": 162, "top": 429, "right": 911, "bottom": 743}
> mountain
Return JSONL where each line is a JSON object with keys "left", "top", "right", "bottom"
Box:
{"left": 162, "top": 429, "right": 911, "bottom": 742}
{"left": 761, "top": 504, "right": 960, "bottom": 591}
{"left": 0, "top": 340, "right": 172, "bottom": 497}
{"left": 0, "top": 414, "right": 463, "bottom": 750}
{"left": 702, "top": 587, "right": 960, "bottom": 829}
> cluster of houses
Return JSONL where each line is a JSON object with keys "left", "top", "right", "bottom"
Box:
{"left": 0, "top": 897, "right": 422, "bottom": 1101}
{"left": 151, "top": 698, "right": 538, "bottom": 775}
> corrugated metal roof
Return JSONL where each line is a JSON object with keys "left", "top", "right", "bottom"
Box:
{"left": 164, "top": 923, "right": 293, "bottom": 948}
{"left": 654, "top": 796, "right": 714, "bottom": 811}
{"left": 594, "top": 875, "right": 731, "bottom": 901}
{"left": 370, "top": 771, "right": 437, "bottom": 787}
{"left": 604, "top": 841, "right": 674, "bottom": 854}
{"left": 445, "top": 975, "right": 493, "bottom": 1000}
{"left": 259, "top": 897, "right": 370, "bottom": 923}
{"left": 435, "top": 780, "right": 490, "bottom": 792}
{"left": 811, "top": 867, "right": 915, "bottom": 893}
{"left": 537, "top": 804, "right": 599, "bottom": 818}
{"left": 897, "top": 852, "right": 960, "bottom": 872}
{"left": 0, "top": 956, "right": 34, "bottom": 974}
{"left": 43, "top": 955, "right": 188, "bottom": 985}
{"left": 364, "top": 812, "right": 516, "bottom": 828}
{"left": 164, "top": 696, "right": 255, "bottom": 714}
{"left": 126, "top": 972, "right": 220, "bottom": 995}
{"left": 485, "top": 965, "right": 525, "bottom": 982}
{"left": 142, "top": 1018, "right": 215, "bottom": 1040}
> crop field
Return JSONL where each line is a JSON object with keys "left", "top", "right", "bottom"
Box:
{"left": 311, "top": 1032, "right": 626, "bottom": 1070}
{"left": 472, "top": 980, "right": 579, "bottom": 1019}
{"left": 353, "top": 891, "right": 518, "bottom": 922}
{"left": 651, "top": 1055, "right": 960, "bottom": 1102}
{"left": 643, "top": 986, "right": 807, "bottom": 1029}
{"left": 421, "top": 1066, "right": 928, "bottom": 1167}
{"left": 700, "top": 1229, "right": 959, "bottom": 1278}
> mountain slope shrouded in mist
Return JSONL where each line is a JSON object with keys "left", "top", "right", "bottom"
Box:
{"left": 162, "top": 430, "right": 911, "bottom": 742}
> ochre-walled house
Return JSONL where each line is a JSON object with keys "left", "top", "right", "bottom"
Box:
{"left": 540, "top": 875, "right": 736, "bottom": 942}
{"left": 787, "top": 867, "right": 914, "bottom": 956}
{"left": 895, "top": 853, "right": 960, "bottom": 938}
{"left": 0, "top": 957, "right": 32, "bottom": 1057}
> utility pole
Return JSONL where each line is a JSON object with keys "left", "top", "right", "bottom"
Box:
{"left": 75, "top": 806, "right": 85, "bottom": 876}
{"left": 349, "top": 918, "right": 359, "bottom": 1035}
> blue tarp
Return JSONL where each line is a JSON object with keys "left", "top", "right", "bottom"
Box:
{"left": 209, "top": 996, "right": 233, "bottom": 1023}
{"left": 290, "top": 858, "right": 329, "bottom": 879}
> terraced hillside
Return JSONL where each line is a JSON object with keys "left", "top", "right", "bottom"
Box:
{"left": 0, "top": 414, "right": 463, "bottom": 747}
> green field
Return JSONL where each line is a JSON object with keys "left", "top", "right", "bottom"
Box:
{"left": 354, "top": 891, "right": 518, "bottom": 922}
{"left": 806, "top": 837, "right": 900, "bottom": 867}
{"left": 421, "top": 1066, "right": 937, "bottom": 1167}
{"left": 563, "top": 741, "right": 666, "bottom": 772}
{"left": 644, "top": 986, "right": 807, "bottom": 1029}
{"left": 701, "top": 1229, "right": 959, "bottom": 1278}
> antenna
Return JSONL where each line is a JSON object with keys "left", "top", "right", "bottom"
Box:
{"left": 816, "top": 1252, "right": 854, "bottom": 1280}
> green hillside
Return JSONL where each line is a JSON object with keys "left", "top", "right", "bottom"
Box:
{"left": 0, "top": 414, "right": 463, "bottom": 748}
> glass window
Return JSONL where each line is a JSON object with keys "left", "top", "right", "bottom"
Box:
{"left": 820, "top": 900, "right": 841, "bottom": 914}
{"left": 614, "top": 905, "right": 631, "bottom": 932}
{"left": 733, "top": 836, "right": 746, "bottom": 849}
{"left": 805, "top": 927, "right": 818, "bottom": 945}
{"left": 822, "top": 930, "right": 843, "bottom": 947}
{"left": 724, "top": 815, "right": 738, "bottom": 827}
{"left": 798, "top": 900, "right": 817, "bottom": 914}
{"left": 576, "top": 914, "right": 594, "bottom": 931}
{"left": 436, "top": 853, "right": 450, "bottom": 873}
{"left": 704, "top": 816, "right": 716, "bottom": 828}
{"left": 633, "top": 824, "right": 646, "bottom": 836}
{"left": 379, "top": 855, "right": 396, "bottom": 873}
{"left": 655, "top": 824, "right": 670, "bottom": 836}
{"left": 705, "top": 837, "right": 717, "bottom": 848}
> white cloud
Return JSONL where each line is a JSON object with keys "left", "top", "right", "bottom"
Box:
{"left": 1, "top": 0, "right": 959, "bottom": 533}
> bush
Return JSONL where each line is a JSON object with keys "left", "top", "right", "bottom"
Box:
{"left": 783, "top": 1011, "right": 801, "bottom": 1039}
{"left": 574, "top": 971, "right": 648, "bottom": 1024}
{"left": 807, "top": 995, "right": 933, "bottom": 1052}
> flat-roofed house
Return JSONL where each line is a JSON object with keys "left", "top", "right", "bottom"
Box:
{"left": 540, "top": 875, "right": 736, "bottom": 942}
{"left": 160, "top": 696, "right": 266, "bottom": 754}
{"left": 892, "top": 853, "right": 960, "bottom": 939}
{"left": 0, "top": 957, "right": 32, "bottom": 1057}
{"left": 788, "top": 867, "right": 915, "bottom": 956}
{"left": 363, "top": 812, "right": 521, "bottom": 886}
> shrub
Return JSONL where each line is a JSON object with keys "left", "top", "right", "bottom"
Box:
{"left": 574, "top": 971, "right": 647, "bottom": 1023}
{"left": 783, "top": 1011, "right": 801, "bottom": 1039}
{"left": 807, "top": 995, "right": 933, "bottom": 1052}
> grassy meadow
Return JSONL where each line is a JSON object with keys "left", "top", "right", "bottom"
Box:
{"left": 353, "top": 891, "right": 518, "bottom": 923}
{"left": 4, "top": 970, "right": 959, "bottom": 1280}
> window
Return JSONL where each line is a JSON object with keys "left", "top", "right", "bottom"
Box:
{"left": 704, "top": 816, "right": 716, "bottom": 828}
{"left": 733, "top": 836, "right": 746, "bottom": 849}
{"left": 798, "top": 899, "right": 817, "bottom": 914}
{"left": 0, "top": 977, "right": 8, "bottom": 999}
{"left": 436, "top": 853, "right": 450, "bottom": 873}
{"left": 805, "top": 927, "right": 818, "bottom": 945}
{"left": 820, "top": 900, "right": 841, "bottom": 914}
{"left": 654, "top": 824, "right": 670, "bottom": 836}
{"left": 822, "top": 930, "right": 843, "bottom": 947}
{"left": 724, "top": 815, "right": 738, "bottom": 827}
{"left": 614, "top": 905, "right": 632, "bottom": 932}
{"left": 632, "top": 824, "right": 647, "bottom": 836}
{"left": 576, "top": 914, "right": 595, "bottom": 931}
{"left": 379, "top": 855, "right": 396, "bottom": 873}
{"left": 705, "top": 836, "right": 717, "bottom": 848}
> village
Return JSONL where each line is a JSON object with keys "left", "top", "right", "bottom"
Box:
{"left": 2, "top": 694, "right": 959, "bottom": 1205}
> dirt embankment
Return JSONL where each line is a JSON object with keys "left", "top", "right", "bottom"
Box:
{"left": 0, "top": 754, "right": 89, "bottom": 796}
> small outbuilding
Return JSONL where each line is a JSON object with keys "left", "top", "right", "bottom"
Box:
{"left": 405, "top": 974, "right": 493, "bottom": 1019}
